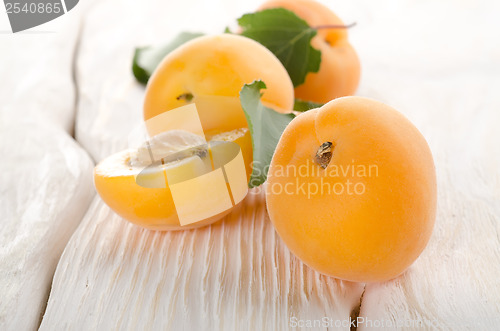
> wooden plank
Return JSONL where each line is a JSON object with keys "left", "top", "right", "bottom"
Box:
{"left": 0, "top": 122, "right": 95, "bottom": 331}
{"left": 0, "top": 9, "right": 94, "bottom": 330}
{"left": 40, "top": 192, "right": 365, "bottom": 330}
{"left": 35, "top": 0, "right": 500, "bottom": 329}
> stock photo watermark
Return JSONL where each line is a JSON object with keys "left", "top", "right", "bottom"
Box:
{"left": 3, "top": 0, "right": 79, "bottom": 33}
{"left": 289, "top": 315, "right": 500, "bottom": 329}
{"left": 250, "top": 159, "right": 379, "bottom": 198}
{"left": 289, "top": 316, "right": 438, "bottom": 329}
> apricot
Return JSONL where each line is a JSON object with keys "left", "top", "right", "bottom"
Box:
{"left": 143, "top": 34, "right": 295, "bottom": 179}
{"left": 95, "top": 106, "right": 250, "bottom": 231}
{"left": 259, "top": 0, "right": 361, "bottom": 103}
{"left": 266, "top": 97, "right": 436, "bottom": 282}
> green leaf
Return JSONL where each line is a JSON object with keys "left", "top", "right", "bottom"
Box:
{"left": 293, "top": 99, "right": 324, "bottom": 112}
{"left": 238, "top": 8, "right": 321, "bottom": 87}
{"left": 132, "top": 32, "right": 204, "bottom": 85}
{"left": 240, "top": 80, "right": 296, "bottom": 188}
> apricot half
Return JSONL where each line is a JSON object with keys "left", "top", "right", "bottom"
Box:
{"left": 259, "top": 0, "right": 361, "bottom": 103}
{"left": 95, "top": 126, "right": 250, "bottom": 231}
{"left": 266, "top": 97, "right": 436, "bottom": 282}
{"left": 143, "top": 34, "right": 295, "bottom": 178}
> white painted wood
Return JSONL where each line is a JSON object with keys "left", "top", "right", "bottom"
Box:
{"left": 0, "top": 121, "right": 95, "bottom": 331}
{"left": 39, "top": 191, "right": 365, "bottom": 330}
{"left": 43, "top": 0, "right": 500, "bottom": 329}
{"left": 0, "top": 8, "right": 96, "bottom": 330}
{"left": 1, "top": 0, "right": 499, "bottom": 330}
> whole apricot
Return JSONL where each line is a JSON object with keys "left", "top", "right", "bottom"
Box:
{"left": 259, "top": 0, "right": 361, "bottom": 103}
{"left": 143, "top": 34, "right": 295, "bottom": 178}
{"left": 266, "top": 97, "right": 436, "bottom": 282}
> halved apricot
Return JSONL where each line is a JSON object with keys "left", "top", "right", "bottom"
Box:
{"left": 95, "top": 111, "right": 250, "bottom": 230}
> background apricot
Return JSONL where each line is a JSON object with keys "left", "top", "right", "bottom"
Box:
{"left": 259, "top": 0, "right": 361, "bottom": 103}
{"left": 266, "top": 97, "right": 436, "bottom": 282}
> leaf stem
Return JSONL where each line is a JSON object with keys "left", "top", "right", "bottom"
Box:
{"left": 313, "top": 22, "right": 357, "bottom": 30}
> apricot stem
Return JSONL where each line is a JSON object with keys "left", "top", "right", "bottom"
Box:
{"left": 315, "top": 142, "right": 333, "bottom": 169}
{"left": 176, "top": 93, "right": 193, "bottom": 102}
{"left": 313, "top": 22, "right": 356, "bottom": 30}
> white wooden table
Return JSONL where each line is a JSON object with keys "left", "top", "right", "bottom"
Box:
{"left": 1, "top": 0, "right": 500, "bottom": 330}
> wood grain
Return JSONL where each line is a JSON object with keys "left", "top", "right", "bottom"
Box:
{"left": 0, "top": 10, "right": 94, "bottom": 330}
{"left": 40, "top": 191, "right": 365, "bottom": 330}
{"left": 1, "top": 0, "right": 499, "bottom": 330}
{"left": 0, "top": 122, "right": 94, "bottom": 330}
{"left": 41, "top": 0, "right": 500, "bottom": 328}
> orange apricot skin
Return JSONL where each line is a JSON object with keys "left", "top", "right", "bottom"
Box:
{"left": 143, "top": 34, "right": 294, "bottom": 124}
{"left": 93, "top": 152, "right": 232, "bottom": 231}
{"left": 266, "top": 97, "right": 436, "bottom": 282}
{"left": 94, "top": 172, "right": 231, "bottom": 231}
{"left": 143, "top": 34, "right": 294, "bottom": 181}
{"left": 259, "top": 0, "right": 361, "bottom": 103}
